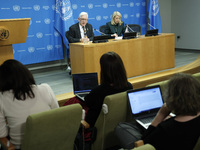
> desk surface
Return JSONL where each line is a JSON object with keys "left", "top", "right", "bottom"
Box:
{"left": 69, "top": 33, "right": 175, "bottom": 81}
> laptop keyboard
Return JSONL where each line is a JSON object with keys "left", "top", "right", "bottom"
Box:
{"left": 78, "top": 93, "right": 88, "bottom": 97}
{"left": 140, "top": 116, "right": 155, "bottom": 124}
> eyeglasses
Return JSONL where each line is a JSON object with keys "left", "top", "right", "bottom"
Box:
{"left": 80, "top": 18, "right": 88, "bottom": 21}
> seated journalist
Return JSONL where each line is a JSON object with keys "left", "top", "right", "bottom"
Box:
{"left": 68, "top": 12, "right": 94, "bottom": 43}
{"left": 105, "top": 11, "right": 126, "bottom": 38}
{"left": 82, "top": 51, "right": 133, "bottom": 128}
{"left": 0, "top": 59, "right": 59, "bottom": 150}
{"left": 116, "top": 73, "right": 200, "bottom": 150}
{"left": 63, "top": 52, "right": 133, "bottom": 149}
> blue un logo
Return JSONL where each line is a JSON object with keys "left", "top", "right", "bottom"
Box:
{"left": 56, "top": 0, "right": 73, "bottom": 21}
{"left": 152, "top": 0, "right": 159, "bottom": 16}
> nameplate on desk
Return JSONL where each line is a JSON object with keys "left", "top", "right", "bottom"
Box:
{"left": 123, "top": 32, "right": 137, "bottom": 39}
{"left": 145, "top": 29, "right": 159, "bottom": 37}
{"left": 92, "top": 35, "right": 109, "bottom": 43}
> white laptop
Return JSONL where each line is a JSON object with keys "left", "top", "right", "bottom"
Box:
{"left": 127, "top": 85, "right": 164, "bottom": 129}
{"left": 72, "top": 73, "right": 98, "bottom": 101}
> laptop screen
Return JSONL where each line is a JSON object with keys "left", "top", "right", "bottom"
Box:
{"left": 72, "top": 73, "right": 98, "bottom": 94}
{"left": 127, "top": 85, "right": 163, "bottom": 115}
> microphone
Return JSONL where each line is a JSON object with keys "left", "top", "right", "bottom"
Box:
{"left": 125, "top": 24, "right": 135, "bottom": 32}
{"left": 94, "top": 29, "right": 107, "bottom": 35}
{"left": 148, "top": 23, "right": 156, "bottom": 29}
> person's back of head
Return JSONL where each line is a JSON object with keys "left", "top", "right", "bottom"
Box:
{"left": 100, "top": 51, "right": 128, "bottom": 89}
{"left": 165, "top": 73, "right": 200, "bottom": 116}
{"left": 0, "top": 59, "right": 36, "bottom": 100}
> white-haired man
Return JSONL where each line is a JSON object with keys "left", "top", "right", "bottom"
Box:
{"left": 67, "top": 12, "right": 94, "bottom": 43}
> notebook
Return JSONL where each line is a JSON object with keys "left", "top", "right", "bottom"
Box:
{"left": 72, "top": 73, "right": 98, "bottom": 101}
{"left": 127, "top": 85, "right": 164, "bottom": 129}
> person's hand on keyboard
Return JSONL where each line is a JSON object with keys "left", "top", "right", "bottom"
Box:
{"left": 151, "top": 103, "right": 171, "bottom": 127}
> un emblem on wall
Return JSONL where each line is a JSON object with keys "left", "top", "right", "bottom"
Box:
{"left": 54, "top": 31, "right": 60, "bottom": 37}
{"left": 44, "top": 18, "right": 51, "bottom": 24}
{"left": 136, "top": 13, "right": 140, "bottom": 18}
{"left": 103, "top": 3, "right": 108, "bottom": 8}
{"left": 36, "top": 32, "right": 43, "bottom": 39}
{"left": 0, "top": 28, "right": 9, "bottom": 40}
{"left": 72, "top": 4, "right": 78, "bottom": 10}
{"left": 28, "top": 47, "right": 35, "bottom": 53}
{"left": 124, "top": 14, "right": 128, "bottom": 19}
{"left": 33, "top": 5, "right": 40, "bottom": 11}
{"left": 96, "top": 16, "right": 101, "bottom": 21}
{"left": 116, "top": 3, "right": 121, "bottom": 8}
{"left": 47, "top": 45, "right": 53, "bottom": 50}
{"left": 130, "top": 2, "right": 134, "bottom": 7}
{"left": 13, "top": 5, "right": 20, "bottom": 11}
{"left": 88, "top": 4, "right": 93, "bottom": 9}
{"left": 142, "top": 2, "right": 146, "bottom": 7}
{"left": 56, "top": 0, "right": 73, "bottom": 21}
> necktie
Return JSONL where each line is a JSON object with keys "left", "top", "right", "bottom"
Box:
{"left": 82, "top": 26, "right": 87, "bottom": 36}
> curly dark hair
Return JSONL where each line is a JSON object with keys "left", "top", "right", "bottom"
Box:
{"left": 0, "top": 59, "right": 36, "bottom": 100}
{"left": 165, "top": 73, "right": 200, "bottom": 116}
{"left": 100, "top": 51, "right": 128, "bottom": 89}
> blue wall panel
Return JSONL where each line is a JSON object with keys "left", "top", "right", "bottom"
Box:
{"left": 0, "top": 0, "right": 146, "bottom": 65}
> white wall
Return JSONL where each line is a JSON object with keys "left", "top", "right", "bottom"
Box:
{"left": 171, "top": 0, "right": 200, "bottom": 50}
{"left": 158, "top": 0, "right": 200, "bottom": 50}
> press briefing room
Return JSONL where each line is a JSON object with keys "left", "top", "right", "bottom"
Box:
{"left": 0, "top": 0, "right": 200, "bottom": 150}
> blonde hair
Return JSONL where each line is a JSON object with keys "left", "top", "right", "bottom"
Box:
{"left": 111, "top": 11, "right": 123, "bottom": 25}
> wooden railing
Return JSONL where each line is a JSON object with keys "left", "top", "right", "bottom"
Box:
{"left": 56, "top": 56, "right": 200, "bottom": 107}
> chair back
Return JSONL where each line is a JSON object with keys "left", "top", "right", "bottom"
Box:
{"left": 92, "top": 91, "right": 133, "bottom": 150}
{"left": 193, "top": 136, "right": 200, "bottom": 150}
{"left": 99, "top": 25, "right": 107, "bottom": 35}
{"left": 21, "top": 104, "right": 82, "bottom": 150}
{"left": 192, "top": 72, "right": 200, "bottom": 82}
{"left": 127, "top": 24, "right": 141, "bottom": 33}
{"left": 65, "top": 30, "right": 69, "bottom": 40}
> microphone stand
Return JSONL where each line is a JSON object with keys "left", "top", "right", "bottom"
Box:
{"left": 94, "top": 29, "right": 106, "bottom": 35}
{"left": 125, "top": 24, "right": 135, "bottom": 32}
{"left": 148, "top": 23, "right": 156, "bottom": 29}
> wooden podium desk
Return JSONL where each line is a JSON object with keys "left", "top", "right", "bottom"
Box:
{"left": 0, "top": 18, "right": 30, "bottom": 64}
{"left": 69, "top": 33, "right": 175, "bottom": 81}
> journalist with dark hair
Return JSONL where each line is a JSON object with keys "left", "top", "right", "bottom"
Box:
{"left": 83, "top": 51, "right": 133, "bottom": 127}
{"left": 0, "top": 59, "right": 59, "bottom": 149}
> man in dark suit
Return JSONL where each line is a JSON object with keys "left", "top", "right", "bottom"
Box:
{"left": 67, "top": 12, "right": 94, "bottom": 43}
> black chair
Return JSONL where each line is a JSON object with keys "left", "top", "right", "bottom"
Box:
{"left": 65, "top": 31, "right": 69, "bottom": 42}
{"left": 65, "top": 31, "right": 70, "bottom": 61}
{"left": 65, "top": 31, "right": 71, "bottom": 74}
{"left": 127, "top": 24, "right": 141, "bottom": 33}
{"left": 99, "top": 25, "right": 107, "bottom": 35}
